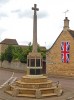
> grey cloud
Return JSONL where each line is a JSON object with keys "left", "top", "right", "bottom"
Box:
{"left": 11, "top": 9, "right": 48, "bottom": 19}
{"left": 18, "top": 10, "right": 48, "bottom": 19}
{"left": 0, "top": 0, "right": 9, "bottom": 4}
{"left": 11, "top": 9, "right": 21, "bottom": 13}
{"left": 38, "top": 11, "right": 48, "bottom": 19}
{"left": 18, "top": 10, "right": 32, "bottom": 18}
{"left": 12, "top": 9, "right": 32, "bottom": 18}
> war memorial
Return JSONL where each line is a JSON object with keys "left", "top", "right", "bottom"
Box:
{"left": 3, "top": 4, "right": 63, "bottom": 99}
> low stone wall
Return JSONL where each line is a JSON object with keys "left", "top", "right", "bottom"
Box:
{"left": 0, "top": 61, "right": 27, "bottom": 72}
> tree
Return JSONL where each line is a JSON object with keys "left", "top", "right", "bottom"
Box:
{"left": 41, "top": 52, "right": 46, "bottom": 60}
{"left": 28, "top": 42, "right": 32, "bottom": 52}
{"left": 12, "top": 46, "right": 23, "bottom": 61}
{"left": 19, "top": 52, "right": 27, "bottom": 63}
{"left": 5, "top": 45, "right": 13, "bottom": 63}
{"left": 0, "top": 53, "right": 5, "bottom": 62}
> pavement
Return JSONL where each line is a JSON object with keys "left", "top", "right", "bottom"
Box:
{"left": 0, "top": 68, "right": 74, "bottom": 100}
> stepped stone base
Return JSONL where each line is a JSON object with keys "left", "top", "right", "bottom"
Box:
{"left": 5, "top": 75, "right": 63, "bottom": 98}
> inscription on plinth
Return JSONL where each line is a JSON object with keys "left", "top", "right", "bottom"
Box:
{"left": 27, "top": 53, "right": 42, "bottom": 75}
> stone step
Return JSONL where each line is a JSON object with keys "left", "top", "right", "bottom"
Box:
{"left": 17, "top": 94, "right": 35, "bottom": 97}
{"left": 10, "top": 85, "right": 56, "bottom": 95}
{"left": 16, "top": 80, "right": 52, "bottom": 88}
{"left": 5, "top": 86, "right": 57, "bottom": 98}
{"left": 5, "top": 90, "right": 35, "bottom": 97}
{"left": 10, "top": 85, "right": 56, "bottom": 91}
{"left": 5, "top": 90, "right": 57, "bottom": 98}
{"left": 21, "top": 75, "right": 47, "bottom": 83}
{"left": 40, "top": 87, "right": 56, "bottom": 94}
{"left": 42, "top": 93, "right": 57, "bottom": 97}
{"left": 16, "top": 80, "right": 52, "bottom": 85}
{"left": 17, "top": 93, "right": 57, "bottom": 97}
{"left": 40, "top": 87, "right": 56, "bottom": 90}
{"left": 11, "top": 85, "right": 36, "bottom": 91}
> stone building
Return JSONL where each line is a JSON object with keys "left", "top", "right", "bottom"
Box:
{"left": 0, "top": 38, "right": 18, "bottom": 54}
{"left": 46, "top": 17, "right": 74, "bottom": 77}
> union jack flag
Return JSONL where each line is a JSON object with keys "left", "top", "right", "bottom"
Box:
{"left": 61, "top": 42, "right": 70, "bottom": 63}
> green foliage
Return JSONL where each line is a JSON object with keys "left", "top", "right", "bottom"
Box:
{"left": 41, "top": 52, "right": 46, "bottom": 60}
{"left": 37, "top": 46, "right": 41, "bottom": 52}
{"left": 5, "top": 45, "right": 13, "bottom": 63}
{"left": 1, "top": 44, "right": 46, "bottom": 63}
{"left": 19, "top": 53, "right": 27, "bottom": 63}
{"left": 28, "top": 42, "right": 32, "bottom": 52}
{"left": 0, "top": 53, "right": 5, "bottom": 62}
{"left": 12, "top": 46, "right": 23, "bottom": 60}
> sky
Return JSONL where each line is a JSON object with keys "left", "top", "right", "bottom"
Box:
{"left": 0, "top": 0, "right": 74, "bottom": 49}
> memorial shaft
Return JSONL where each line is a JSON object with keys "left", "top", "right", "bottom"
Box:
{"left": 32, "top": 4, "right": 39, "bottom": 52}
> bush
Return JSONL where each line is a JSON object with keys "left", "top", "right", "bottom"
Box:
{"left": 19, "top": 53, "right": 27, "bottom": 63}
{"left": 5, "top": 45, "right": 13, "bottom": 63}
{"left": 0, "top": 53, "right": 5, "bottom": 62}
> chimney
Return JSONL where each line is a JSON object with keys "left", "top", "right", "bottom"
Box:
{"left": 63, "top": 17, "right": 69, "bottom": 31}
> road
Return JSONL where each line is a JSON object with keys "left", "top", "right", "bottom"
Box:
{"left": 0, "top": 68, "right": 74, "bottom": 100}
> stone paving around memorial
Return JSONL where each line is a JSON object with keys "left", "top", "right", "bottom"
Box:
{"left": 0, "top": 68, "right": 74, "bottom": 100}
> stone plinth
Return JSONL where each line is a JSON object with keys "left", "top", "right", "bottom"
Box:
{"left": 27, "top": 52, "right": 42, "bottom": 75}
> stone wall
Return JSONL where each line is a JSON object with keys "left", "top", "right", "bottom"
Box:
{"left": 46, "top": 31, "right": 74, "bottom": 77}
{"left": 0, "top": 44, "right": 8, "bottom": 54}
{"left": 0, "top": 61, "right": 27, "bottom": 72}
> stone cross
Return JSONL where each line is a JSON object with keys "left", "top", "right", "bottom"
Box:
{"left": 32, "top": 4, "right": 39, "bottom": 52}
{"left": 32, "top": 4, "right": 39, "bottom": 15}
